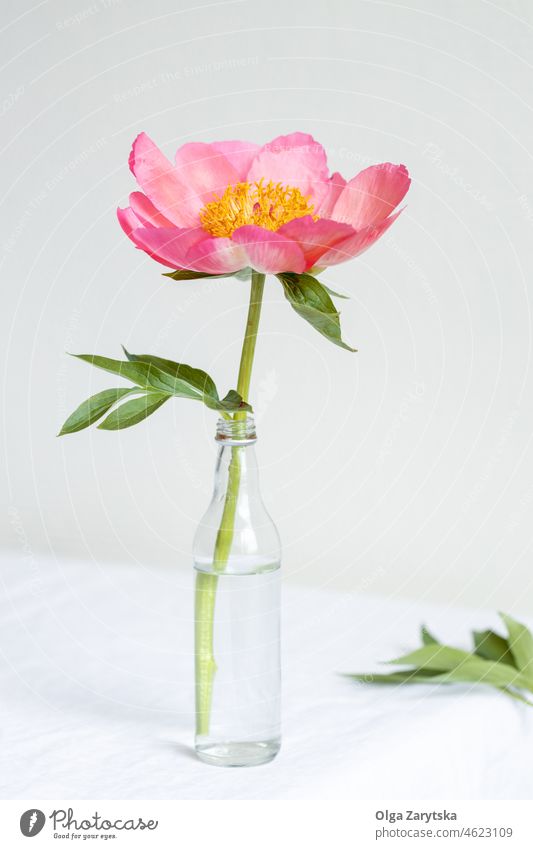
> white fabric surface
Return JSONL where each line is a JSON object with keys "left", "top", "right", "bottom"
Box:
{"left": 1, "top": 550, "right": 532, "bottom": 800}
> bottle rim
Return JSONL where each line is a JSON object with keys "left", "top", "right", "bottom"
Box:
{"left": 215, "top": 415, "right": 256, "bottom": 444}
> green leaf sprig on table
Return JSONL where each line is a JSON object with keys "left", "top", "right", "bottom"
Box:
{"left": 346, "top": 612, "right": 533, "bottom": 706}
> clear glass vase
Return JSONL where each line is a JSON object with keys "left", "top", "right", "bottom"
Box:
{"left": 193, "top": 415, "right": 281, "bottom": 767}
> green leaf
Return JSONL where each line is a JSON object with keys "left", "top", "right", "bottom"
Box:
{"left": 421, "top": 625, "right": 439, "bottom": 645}
{"left": 122, "top": 349, "right": 251, "bottom": 412}
{"left": 472, "top": 629, "right": 515, "bottom": 666}
{"left": 58, "top": 387, "right": 137, "bottom": 435}
{"left": 348, "top": 673, "right": 533, "bottom": 706}
{"left": 321, "top": 283, "right": 350, "bottom": 300}
{"left": 163, "top": 269, "right": 232, "bottom": 281}
{"left": 500, "top": 612, "right": 533, "bottom": 682}
{"left": 122, "top": 348, "right": 218, "bottom": 399}
{"left": 498, "top": 687, "right": 533, "bottom": 707}
{"left": 73, "top": 352, "right": 251, "bottom": 414}
{"left": 163, "top": 267, "right": 251, "bottom": 282}
{"left": 277, "top": 272, "right": 356, "bottom": 352}
{"left": 214, "top": 389, "right": 252, "bottom": 413}
{"left": 68, "top": 348, "right": 252, "bottom": 432}
{"left": 71, "top": 354, "right": 154, "bottom": 387}
{"left": 98, "top": 392, "right": 169, "bottom": 430}
{"left": 345, "top": 670, "right": 533, "bottom": 703}
{"left": 427, "top": 667, "right": 530, "bottom": 690}
{"left": 346, "top": 614, "right": 533, "bottom": 705}
{"left": 345, "top": 668, "right": 442, "bottom": 684}
{"left": 386, "top": 644, "right": 473, "bottom": 670}
{"left": 386, "top": 644, "right": 532, "bottom": 690}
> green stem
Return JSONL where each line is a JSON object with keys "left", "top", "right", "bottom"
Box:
{"left": 213, "top": 447, "right": 241, "bottom": 571}
{"left": 194, "top": 570, "right": 218, "bottom": 735}
{"left": 194, "top": 270, "right": 266, "bottom": 737}
{"left": 236, "top": 270, "right": 265, "bottom": 409}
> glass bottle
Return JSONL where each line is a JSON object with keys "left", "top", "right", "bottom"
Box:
{"left": 193, "top": 415, "right": 281, "bottom": 767}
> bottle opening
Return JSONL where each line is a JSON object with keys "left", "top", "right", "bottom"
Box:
{"left": 216, "top": 415, "right": 257, "bottom": 443}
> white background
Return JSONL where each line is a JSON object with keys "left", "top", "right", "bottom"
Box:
{"left": 2, "top": 0, "right": 533, "bottom": 612}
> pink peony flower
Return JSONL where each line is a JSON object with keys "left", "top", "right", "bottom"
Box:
{"left": 118, "top": 131, "right": 410, "bottom": 275}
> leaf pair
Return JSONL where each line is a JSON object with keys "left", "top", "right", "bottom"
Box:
{"left": 58, "top": 348, "right": 251, "bottom": 434}
{"left": 164, "top": 267, "right": 355, "bottom": 352}
{"left": 345, "top": 612, "right": 533, "bottom": 706}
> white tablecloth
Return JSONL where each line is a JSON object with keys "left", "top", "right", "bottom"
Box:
{"left": 1, "top": 551, "right": 532, "bottom": 800}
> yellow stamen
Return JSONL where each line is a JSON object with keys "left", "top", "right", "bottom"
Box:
{"left": 199, "top": 179, "right": 318, "bottom": 238}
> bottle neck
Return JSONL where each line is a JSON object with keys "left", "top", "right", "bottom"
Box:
{"left": 215, "top": 415, "right": 257, "bottom": 445}
{"left": 213, "top": 416, "right": 259, "bottom": 499}
{"left": 193, "top": 416, "right": 281, "bottom": 574}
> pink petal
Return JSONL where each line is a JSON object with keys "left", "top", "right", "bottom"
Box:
{"left": 210, "top": 140, "right": 260, "bottom": 180}
{"left": 129, "top": 191, "right": 174, "bottom": 227}
{"left": 277, "top": 216, "right": 355, "bottom": 271}
{"left": 117, "top": 208, "right": 177, "bottom": 267}
{"left": 174, "top": 143, "right": 239, "bottom": 211}
{"left": 117, "top": 205, "right": 142, "bottom": 237}
{"left": 246, "top": 132, "right": 330, "bottom": 209}
{"left": 231, "top": 225, "right": 306, "bottom": 274}
{"left": 183, "top": 236, "right": 248, "bottom": 275}
{"left": 315, "top": 172, "right": 346, "bottom": 218}
{"left": 333, "top": 163, "right": 410, "bottom": 229}
{"left": 318, "top": 210, "right": 403, "bottom": 267}
{"left": 131, "top": 226, "right": 208, "bottom": 269}
{"left": 128, "top": 133, "right": 197, "bottom": 228}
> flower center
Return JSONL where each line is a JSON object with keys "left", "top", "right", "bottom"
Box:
{"left": 199, "top": 179, "right": 317, "bottom": 238}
